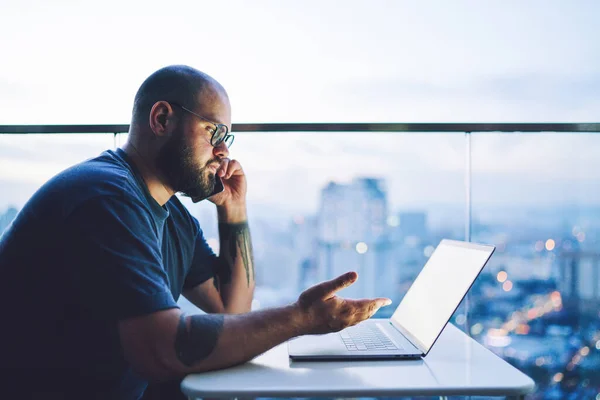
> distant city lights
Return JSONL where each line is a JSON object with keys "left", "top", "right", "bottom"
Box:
{"left": 582, "top": 378, "right": 590, "bottom": 387}
{"left": 576, "top": 232, "right": 586, "bottom": 242}
{"left": 515, "top": 324, "right": 530, "bottom": 335}
{"left": 545, "top": 239, "right": 555, "bottom": 251}
{"left": 535, "top": 357, "right": 545, "bottom": 367}
{"left": 471, "top": 323, "right": 483, "bottom": 335}
{"left": 497, "top": 271, "right": 508, "bottom": 283}
{"left": 553, "top": 372, "right": 564, "bottom": 383}
{"left": 596, "top": 340, "right": 600, "bottom": 350}
{"left": 550, "top": 291, "right": 562, "bottom": 308}
{"left": 491, "top": 291, "right": 565, "bottom": 349}
{"left": 355, "top": 242, "right": 368, "bottom": 254}
{"left": 455, "top": 314, "right": 466, "bottom": 325}
{"left": 485, "top": 328, "right": 511, "bottom": 347}
{"left": 386, "top": 215, "right": 399, "bottom": 227}
{"left": 502, "top": 281, "right": 513, "bottom": 292}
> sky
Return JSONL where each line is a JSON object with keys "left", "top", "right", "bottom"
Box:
{"left": 1, "top": 0, "right": 599, "bottom": 216}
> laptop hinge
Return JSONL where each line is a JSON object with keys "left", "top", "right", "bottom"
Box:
{"left": 390, "top": 319, "right": 427, "bottom": 355}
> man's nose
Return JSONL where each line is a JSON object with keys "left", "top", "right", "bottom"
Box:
{"left": 213, "top": 140, "right": 229, "bottom": 159}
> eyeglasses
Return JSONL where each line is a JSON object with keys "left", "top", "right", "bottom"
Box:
{"left": 170, "top": 102, "right": 234, "bottom": 148}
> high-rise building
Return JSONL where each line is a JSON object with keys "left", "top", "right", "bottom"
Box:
{"left": 316, "top": 178, "right": 393, "bottom": 299}
{"left": 556, "top": 237, "right": 600, "bottom": 317}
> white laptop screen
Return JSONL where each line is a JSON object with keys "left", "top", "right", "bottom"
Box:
{"left": 391, "top": 240, "right": 494, "bottom": 353}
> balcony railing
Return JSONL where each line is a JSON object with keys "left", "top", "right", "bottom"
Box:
{"left": 2, "top": 122, "right": 600, "bottom": 398}
{"left": 2, "top": 122, "right": 600, "bottom": 134}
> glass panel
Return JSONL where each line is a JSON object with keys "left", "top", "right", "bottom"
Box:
{"left": 1, "top": 132, "right": 466, "bottom": 323}
{"left": 470, "top": 133, "right": 600, "bottom": 398}
{"left": 177, "top": 132, "right": 466, "bottom": 314}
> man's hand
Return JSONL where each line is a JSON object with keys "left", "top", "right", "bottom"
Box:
{"left": 294, "top": 271, "right": 392, "bottom": 335}
{"left": 209, "top": 158, "right": 246, "bottom": 208}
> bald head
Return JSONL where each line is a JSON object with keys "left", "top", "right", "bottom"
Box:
{"left": 124, "top": 65, "right": 231, "bottom": 204}
{"left": 131, "top": 65, "right": 227, "bottom": 127}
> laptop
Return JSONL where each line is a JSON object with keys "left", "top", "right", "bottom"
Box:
{"left": 288, "top": 239, "right": 495, "bottom": 360}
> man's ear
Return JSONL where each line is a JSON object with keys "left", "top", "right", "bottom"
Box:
{"left": 149, "top": 101, "right": 176, "bottom": 139}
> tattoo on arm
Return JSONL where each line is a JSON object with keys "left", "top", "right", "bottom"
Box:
{"left": 219, "top": 221, "right": 255, "bottom": 287}
{"left": 175, "top": 313, "right": 225, "bottom": 367}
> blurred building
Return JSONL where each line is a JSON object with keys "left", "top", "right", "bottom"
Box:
{"left": 556, "top": 237, "right": 600, "bottom": 318}
{"left": 315, "top": 178, "right": 393, "bottom": 299}
{"left": 290, "top": 215, "right": 319, "bottom": 291}
{"left": 251, "top": 220, "right": 300, "bottom": 297}
{"left": 387, "top": 211, "right": 432, "bottom": 301}
{"left": 398, "top": 211, "right": 427, "bottom": 238}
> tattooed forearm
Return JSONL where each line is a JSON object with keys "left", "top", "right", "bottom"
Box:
{"left": 175, "top": 313, "right": 225, "bottom": 367}
{"left": 219, "top": 221, "right": 255, "bottom": 286}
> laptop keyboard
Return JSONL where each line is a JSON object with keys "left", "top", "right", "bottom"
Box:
{"left": 340, "top": 324, "right": 401, "bottom": 351}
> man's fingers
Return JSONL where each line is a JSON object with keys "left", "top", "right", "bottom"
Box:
{"left": 224, "top": 159, "right": 243, "bottom": 179}
{"left": 350, "top": 298, "right": 392, "bottom": 307}
{"left": 349, "top": 298, "right": 392, "bottom": 318}
{"left": 312, "top": 272, "right": 358, "bottom": 300}
{"left": 217, "top": 158, "right": 230, "bottom": 177}
{"left": 375, "top": 297, "right": 392, "bottom": 307}
{"left": 217, "top": 158, "right": 243, "bottom": 180}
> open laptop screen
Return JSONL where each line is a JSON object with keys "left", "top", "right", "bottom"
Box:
{"left": 391, "top": 240, "right": 494, "bottom": 354}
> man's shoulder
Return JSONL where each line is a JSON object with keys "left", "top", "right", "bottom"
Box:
{"left": 22, "top": 149, "right": 149, "bottom": 220}
{"left": 51, "top": 150, "right": 145, "bottom": 202}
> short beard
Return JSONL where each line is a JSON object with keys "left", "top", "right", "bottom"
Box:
{"left": 156, "top": 129, "right": 218, "bottom": 201}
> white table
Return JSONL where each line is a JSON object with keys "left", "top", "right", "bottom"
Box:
{"left": 181, "top": 324, "right": 535, "bottom": 399}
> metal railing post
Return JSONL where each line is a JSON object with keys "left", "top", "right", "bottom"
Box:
{"left": 465, "top": 131, "right": 472, "bottom": 336}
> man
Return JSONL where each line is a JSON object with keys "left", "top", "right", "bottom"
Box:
{"left": 0, "top": 65, "right": 391, "bottom": 399}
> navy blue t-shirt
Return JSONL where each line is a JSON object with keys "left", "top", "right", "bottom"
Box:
{"left": 0, "top": 149, "right": 219, "bottom": 399}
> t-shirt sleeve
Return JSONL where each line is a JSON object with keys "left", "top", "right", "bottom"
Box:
{"left": 183, "top": 226, "right": 220, "bottom": 290}
{"left": 65, "top": 195, "right": 178, "bottom": 320}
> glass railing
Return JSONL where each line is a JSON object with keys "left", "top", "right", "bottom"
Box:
{"left": 2, "top": 122, "right": 600, "bottom": 399}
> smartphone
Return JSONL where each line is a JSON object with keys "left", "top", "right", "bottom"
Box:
{"left": 190, "top": 175, "right": 224, "bottom": 203}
